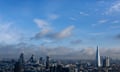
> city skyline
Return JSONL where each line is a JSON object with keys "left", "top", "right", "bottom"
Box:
{"left": 0, "top": 0, "right": 120, "bottom": 59}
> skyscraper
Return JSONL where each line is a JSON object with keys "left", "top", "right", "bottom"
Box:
{"left": 18, "top": 53, "right": 25, "bottom": 64}
{"left": 46, "top": 56, "right": 50, "bottom": 69}
{"left": 103, "top": 56, "right": 110, "bottom": 67}
{"left": 27, "top": 54, "right": 35, "bottom": 63}
{"left": 14, "top": 62, "right": 24, "bottom": 72}
{"left": 96, "top": 46, "right": 101, "bottom": 67}
{"left": 14, "top": 53, "right": 25, "bottom": 72}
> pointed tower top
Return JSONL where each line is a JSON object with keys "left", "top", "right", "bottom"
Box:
{"left": 96, "top": 46, "right": 99, "bottom": 53}
{"left": 97, "top": 45, "right": 98, "bottom": 49}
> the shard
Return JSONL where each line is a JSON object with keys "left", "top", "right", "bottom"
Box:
{"left": 96, "top": 46, "right": 101, "bottom": 67}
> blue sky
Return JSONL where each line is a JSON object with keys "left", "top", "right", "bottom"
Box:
{"left": 0, "top": 0, "right": 120, "bottom": 53}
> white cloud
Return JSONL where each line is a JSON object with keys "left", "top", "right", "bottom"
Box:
{"left": 92, "top": 19, "right": 108, "bottom": 27}
{"left": 33, "top": 18, "right": 52, "bottom": 39}
{"left": 48, "top": 14, "right": 59, "bottom": 20}
{"left": 69, "top": 17, "right": 76, "bottom": 21}
{"left": 33, "top": 25, "right": 75, "bottom": 40}
{"left": 80, "top": 12, "right": 89, "bottom": 16}
{"left": 91, "top": 24, "right": 97, "bottom": 27}
{"left": 35, "top": 29, "right": 51, "bottom": 39}
{"left": 54, "top": 25, "right": 75, "bottom": 39}
{"left": 112, "top": 20, "right": 119, "bottom": 24}
{"left": 82, "top": 48, "right": 95, "bottom": 55}
{"left": 34, "top": 19, "right": 49, "bottom": 29}
{"left": 0, "top": 23, "right": 22, "bottom": 44}
{"left": 106, "top": 1, "right": 120, "bottom": 14}
{"left": 33, "top": 18, "right": 75, "bottom": 40}
{"left": 98, "top": 19, "right": 108, "bottom": 24}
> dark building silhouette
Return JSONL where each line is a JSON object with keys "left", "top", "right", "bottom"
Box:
{"left": 19, "top": 53, "right": 25, "bottom": 64}
{"left": 14, "top": 53, "right": 25, "bottom": 72}
{"left": 14, "top": 62, "right": 24, "bottom": 72}
{"left": 27, "top": 54, "right": 36, "bottom": 63}
{"left": 39, "top": 57, "right": 43, "bottom": 64}
{"left": 46, "top": 56, "right": 50, "bottom": 69}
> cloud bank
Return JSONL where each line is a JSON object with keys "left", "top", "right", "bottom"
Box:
{"left": 0, "top": 43, "right": 120, "bottom": 60}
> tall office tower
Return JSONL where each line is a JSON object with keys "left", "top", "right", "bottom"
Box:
{"left": 103, "top": 56, "right": 110, "bottom": 67}
{"left": 39, "top": 57, "right": 43, "bottom": 64}
{"left": 27, "top": 54, "right": 35, "bottom": 63}
{"left": 14, "top": 53, "right": 25, "bottom": 72}
{"left": 14, "top": 62, "right": 24, "bottom": 72}
{"left": 76, "top": 63, "right": 80, "bottom": 72}
{"left": 106, "top": 56, "right": 110, "bottom": 67}
{"left": 46, "top": 56, "right": 50, "bottom": 69}
{"left": 18, "top": 53, "right": 25, "bottom": 64}
{"left": 96, "top": 46, "right": 101, "bottom": 67}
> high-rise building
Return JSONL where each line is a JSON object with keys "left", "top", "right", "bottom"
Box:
{"left": 27, "top": 54, "right": 35, "bottom": 63}
{"left": 96, "top": 46, "right": 101, "bottom": 67}
{"left": 14, "top": 61, "right": 24, "bottom": 72}
{"left": 39, "top": 57, "right": 43, "bottom": 64}
{"left": 46, "top": 56, "right": 50, "bottom": 69}
{"left": 103, "top": 56, "right": 110, "bottom": 67}
{"left": 106, "top": 56, "right": 110, "bottom": 67}
{"left": 14, "top": 53, "right": 25, "bottom": 72}
{"left": 18, "top": 53, "right": 25, "bottom": 64}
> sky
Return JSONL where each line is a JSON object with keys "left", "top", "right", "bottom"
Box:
{"left": 0, "top": 0, "right": 120, "bottom": 59}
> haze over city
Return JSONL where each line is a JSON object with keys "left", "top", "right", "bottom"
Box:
{"left": 0, "top": 0, "right": 120, "bottom": 60}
